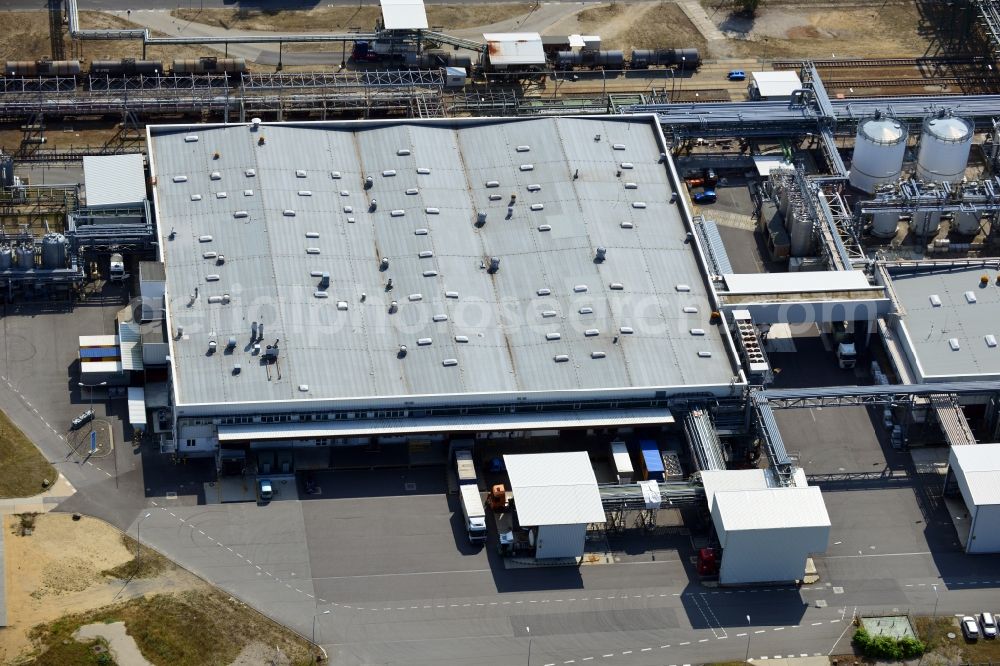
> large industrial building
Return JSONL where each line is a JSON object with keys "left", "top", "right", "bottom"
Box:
{"left": 147, "top": 116, "right": 744, "bottom": 454}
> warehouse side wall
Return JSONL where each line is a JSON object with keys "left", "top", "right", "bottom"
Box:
{"left": 717, "top": 526, "right": 830, "bottom": 585}
{"left": 535, "top": 523, "right": 587, "bottom": 559}
{"left": 968, "top": 504, "right": 1000, "bottom": 554}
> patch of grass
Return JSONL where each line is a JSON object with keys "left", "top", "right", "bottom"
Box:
{"left": 100, "top": 534, "right": 174, "bottom": 580}
{"left": 0, "top": 408, "right": 56, "bottom": 498}
{"left": 915, "top": 615, "right": 1000, "bottom": 664}
{"left": 26, "top": 589, "right": 316, "bottom": 666}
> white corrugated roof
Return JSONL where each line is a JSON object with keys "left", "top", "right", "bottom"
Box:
{"left": 379, "top": 0, "right": 428, "bottom": 30}
{"left": 219, "top": 408, "right": 673, "bottom": 441}
{"left": 79, "top": 334, "right": 119, "bottom": 347}
{"left": 753, "top": 156, "right": 794, "bottom": 177}
{"left": 950, "top": 443, "right": 1000, "bottom": 506}
{"left": 127, "top": 386, "right": 147, "bottom": 428}
{"left": 751, "top": 71, "right": 802, "bottom": 98}
{"left": 714, "top": 487, "right": 831, "bottom": 531}
{"left": 701, "top": 469, "right": 769, "bottom": 508}
{"left": 723, "top": 270, "right": 872, "bottom": 295}
{"left": 119, "top": 320, "right": 144, "bottom": 371}
{"left": 484, "top": 33, "right": 545, "bottom": 65}
{"left": 503, "top": 452, "right": 605, "bottom": 526}
{"left": 83, "top": 154, "right": 146, "bottom": 208}
{"left": 80, "top": 361, "right": 123, "bottom": 374}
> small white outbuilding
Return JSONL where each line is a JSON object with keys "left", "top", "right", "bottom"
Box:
{"left": 504, "top": 452, "right": 605, "bottom": 559}
{"left": 948, "top": 443, "right": 1000, "bottom": 554}
{"left": 702, "top": 470, "right": 831, "bottom": 585}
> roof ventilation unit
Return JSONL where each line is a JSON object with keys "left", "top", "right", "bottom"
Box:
{"left": 417, "top": 168, "right": 431, "bottom": 175}
{"left": 295, "top": 170, "right": 307, "bottom": 178}
{"left": 488, "top": 256, "right": 500, "bottom": 273}
{"left": 595, "top": 247, "right": 607, "bottom": 262}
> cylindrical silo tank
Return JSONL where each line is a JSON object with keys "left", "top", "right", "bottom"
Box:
{"left": 870, "top": 211, "right": 901, "bottom": 238}
{"left": 41, "top": 233, "right": 67, "bottom": 269}
{"left": 15, "top": 244, "right": 34, "bottom": 270}
{"left": 0, "top": 246, "right": 11, "bottom": 271}
{"left": 848, "top": 113, "right": 907, "bottom": 193}
{"left": 788, "top": 210, "right": 814, "bottom": 257}
{"left": 909, "top": 209, "right": 942, "bottom": 236}
{"left": 953, "top": 210, "right": 982, "bottom": 236}
{"left": 916, "top": 112, "right": 973, "bottom": 183}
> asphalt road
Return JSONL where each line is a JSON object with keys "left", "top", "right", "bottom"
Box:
{"left": 3, "top": 296, "right": 1000, "bottom": 664}
{"left": 1, "top": 0, "right": 599, "bottom": 11}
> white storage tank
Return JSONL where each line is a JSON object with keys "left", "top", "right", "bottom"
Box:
{"left": 849, "top": 113, "right": 907, "bottom": 193}
{"left": 916, "top": 111, "right": 973, "bottom": 183}
{"left": 870, "top": 211, "right": 901, "bottom": 239}
{"left": 0, "top": 245, "right": 11, "bottom": 271}
{"left": 910, "top": 209, "right": 942, "bottom": 237}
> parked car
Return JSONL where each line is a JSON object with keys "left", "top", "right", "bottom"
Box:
{"left": 981, "top": 612, "right": 998, "bottom": 639}
{"left": 727, "top": 70, "right": 746, "bottom": 81}
{"left": 70, "top": 409, "right": 95, "bottom": 430}
{"left": 962, "top": 616, "right": 981, "bottom": 641}
{"left": 693, "top": 189, "right": 718, "bottom": 204}
{"left": 258, "top": 478, "right": 274, "bottom": 501}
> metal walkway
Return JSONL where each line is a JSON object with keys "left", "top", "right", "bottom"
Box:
{"left": 760, "top": 381, "right": 1000, "bottom": 408}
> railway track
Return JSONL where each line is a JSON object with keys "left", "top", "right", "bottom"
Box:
{"left": 772, "top": 56, "right": 987, "bottom": 69}
{"left": 824, "top": 77, "right": 966, "bottom": 88}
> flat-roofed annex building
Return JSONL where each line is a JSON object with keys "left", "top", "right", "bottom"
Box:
{"left": 146, "top": 116, "right": 743, "bottom": 453}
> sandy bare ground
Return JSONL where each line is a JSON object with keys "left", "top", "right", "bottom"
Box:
{"left": 0, "top": 514, "right": 203, "bottom": 663}
{"left": 702, "top": 1, "right": 930, "bottom": 58}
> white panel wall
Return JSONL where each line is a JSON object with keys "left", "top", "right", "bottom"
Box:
{"left": 969, "top": 505, "right": 1000, "bottom": 554}
{"left": 535, "top": 523, "right": 586, "bottom": 559}
{"left": 716, "top": 526, "right": 831, "bottom": 585}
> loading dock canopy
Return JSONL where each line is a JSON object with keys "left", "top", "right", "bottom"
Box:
{"left": 503, "top": 451, "right": 605, "bottom": 526}
{"left": 379, "top": 0, "right": 428, "bottom": 30}
{"left": 484, "top": 33, "right": 545, "bottom": 66}
{"left": 218, "top": 408, "right": 674, "bottom": 441}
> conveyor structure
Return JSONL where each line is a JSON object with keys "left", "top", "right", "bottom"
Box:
{"left": 683, "top": 409, "right": 726, "bottom": 472}
{"left": 600, "top": 481, "right": 704, "bottom": 532}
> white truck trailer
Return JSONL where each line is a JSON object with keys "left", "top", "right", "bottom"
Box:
{"left": 459, "top": 484, "right": 487, "bottom": 543}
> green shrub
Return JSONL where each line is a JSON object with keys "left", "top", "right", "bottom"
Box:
{"left": 852, "top": 627, "right": 925, "bottom": 659}
{"left": 899, "top": 636, "right": 926, "bottom": 658}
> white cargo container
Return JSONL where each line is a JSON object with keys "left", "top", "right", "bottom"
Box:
{"left": 459, "top": 484, "right": 487, "bottom": 543}
{"left": 609, "top": 440, "right": 634, "bottom": 484}
{"left": 455, "top": 448, "right": 477, "bottom": 485}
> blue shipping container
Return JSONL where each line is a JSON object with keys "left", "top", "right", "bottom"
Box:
{"left": 639, "top": 440, "right": 665, "bottom": 481}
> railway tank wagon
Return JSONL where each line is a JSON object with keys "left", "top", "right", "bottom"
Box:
{"left": 4, "top": 59, "right": 82, "bottom": 77}
{"left": 90, "top": 59, "right": 165, "bottom": 76}
{"left": 171, "top": 57, "right": 248, "bottom": 76}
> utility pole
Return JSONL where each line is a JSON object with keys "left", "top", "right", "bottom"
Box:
{"left": 745, "top": 614, "right": 752, "bottom": 662}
